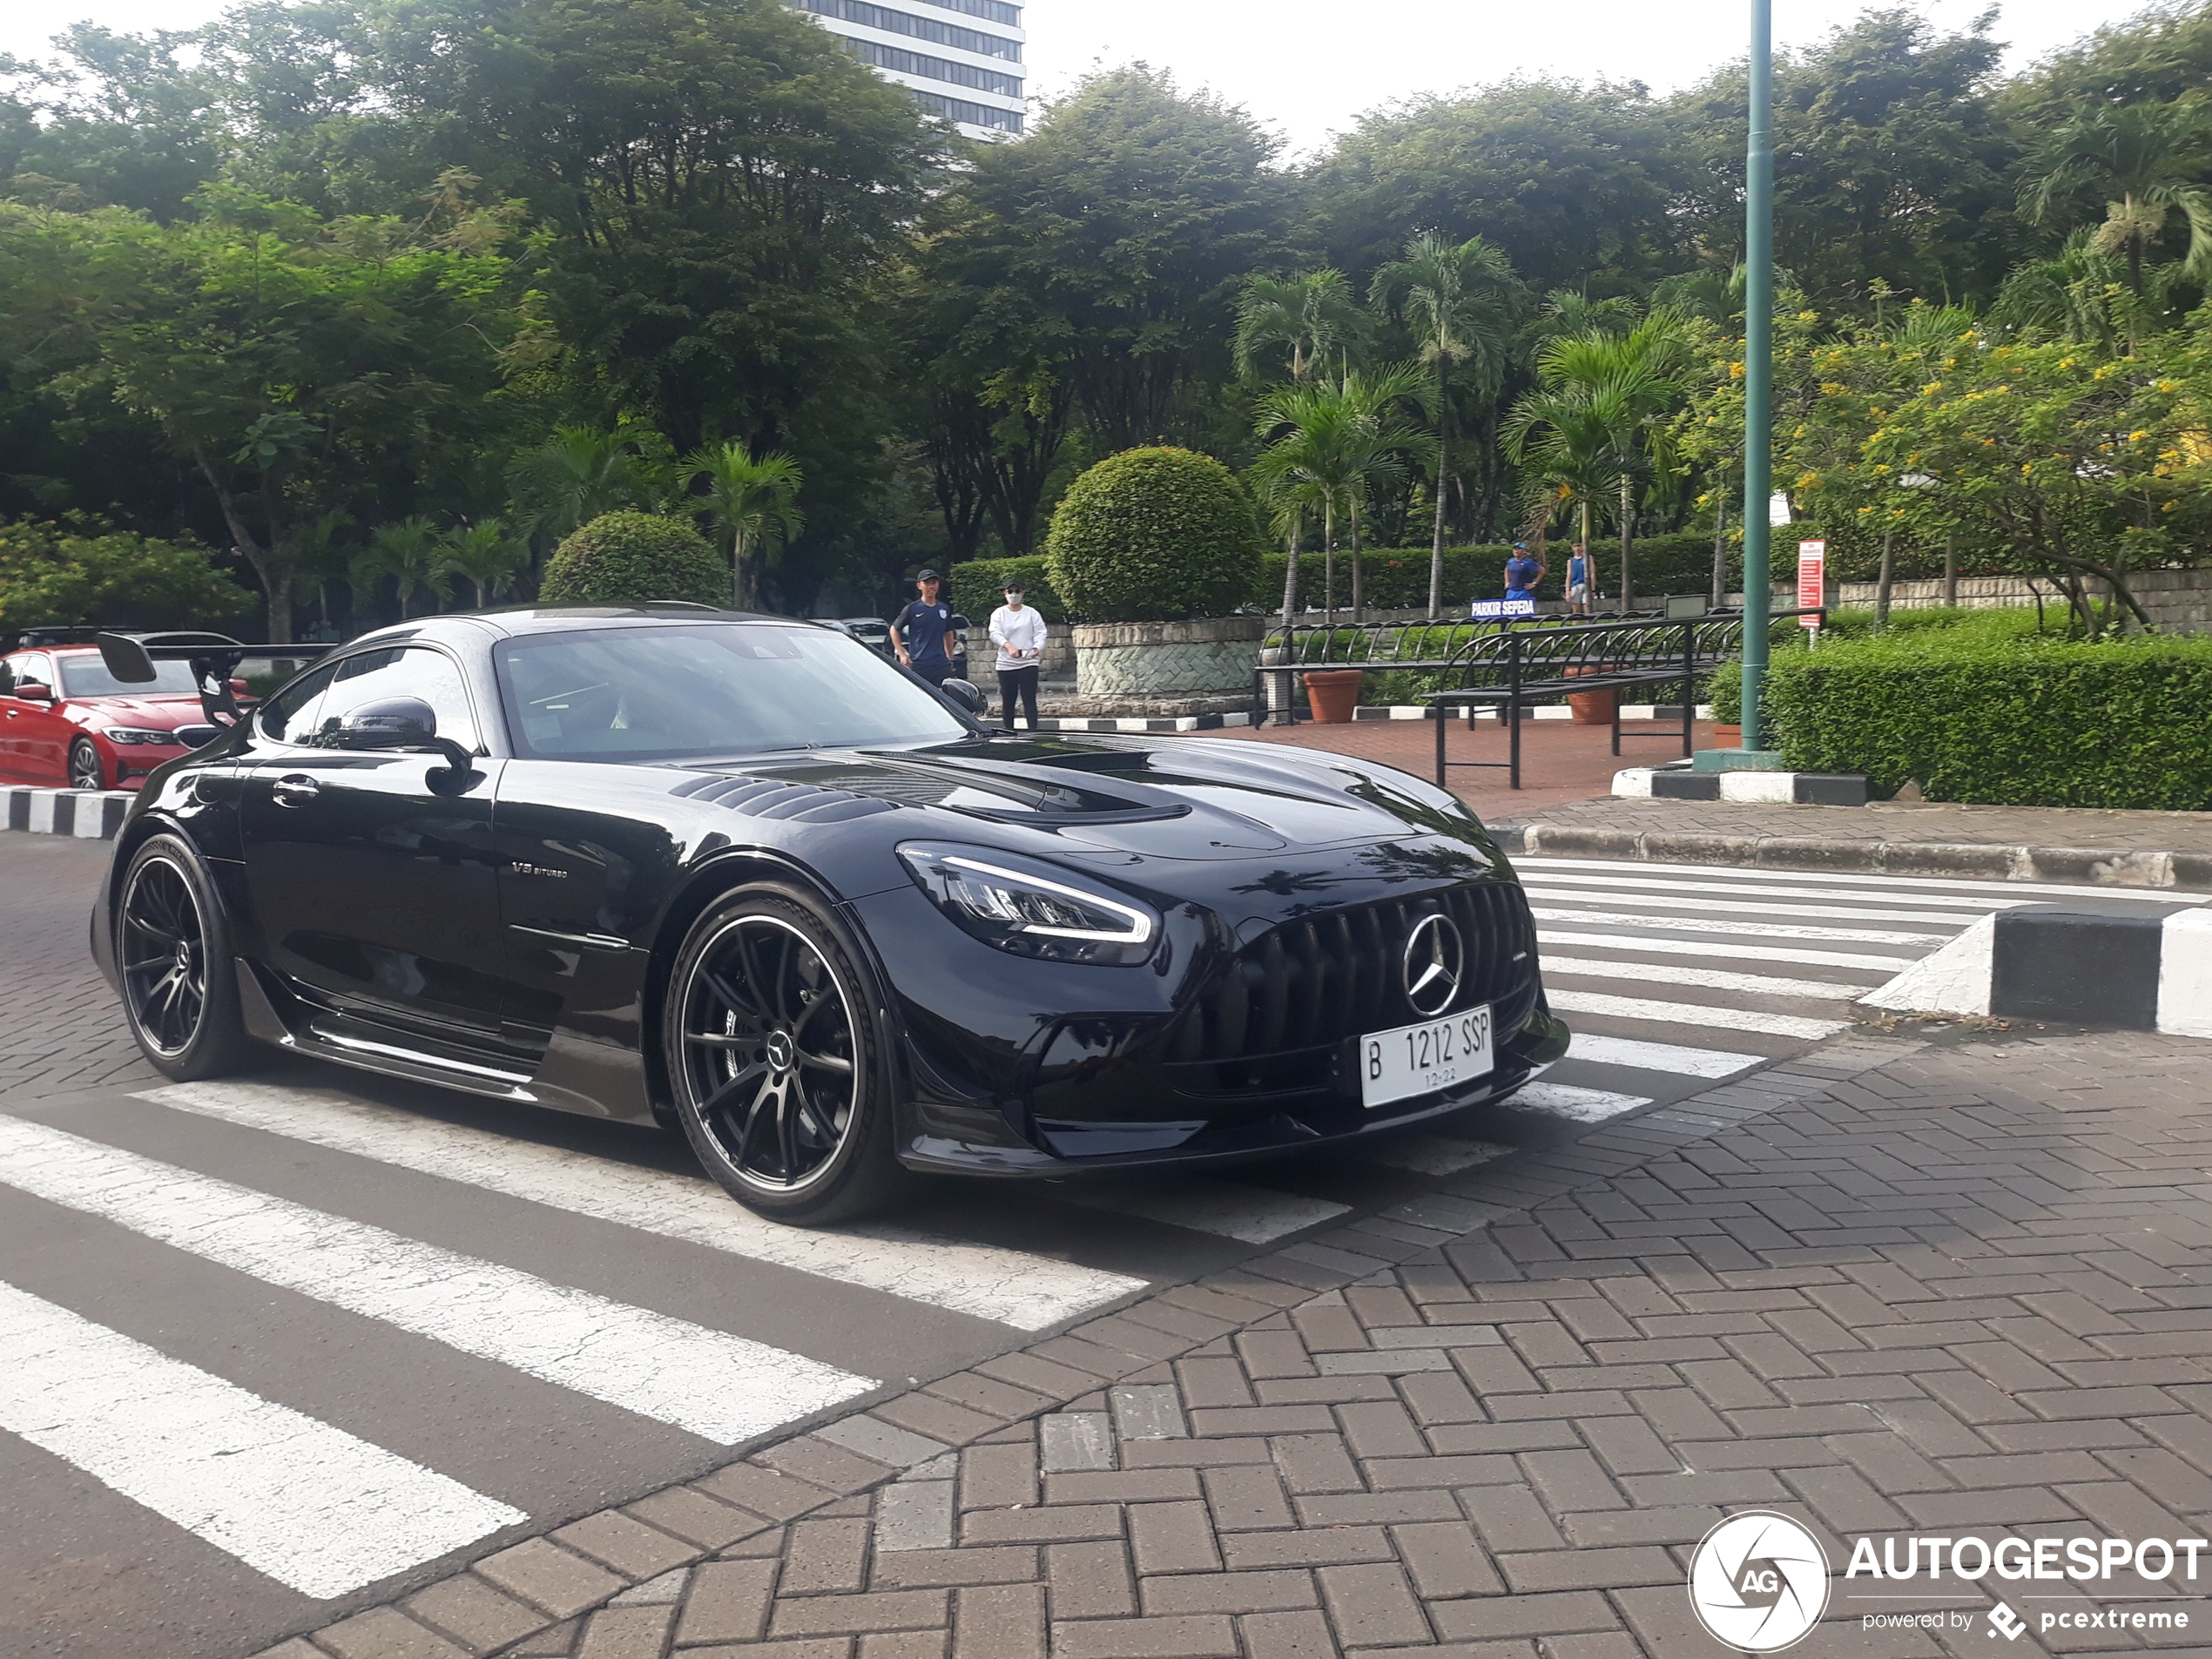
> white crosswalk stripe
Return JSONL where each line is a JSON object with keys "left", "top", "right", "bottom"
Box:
{"left": 1505, "top": 1082, "right": 1653, "bottom": 1122}
{"left": 138, "top": 1081, "right": 1144, "bottom": 1332}
{"left": 1547, "top": 988, "right": 1851, "bottom": 1042}
{"left": 0, "top": 1116, "right": 875, "bottom": 1443}
{"left": 1521, "top": 869, "right": 2059, "bottom": 911}
{"left": 1063, "top": 1178, "right": 1352, "bottom": 1244}
{"left": 1537, "top": 928, "right": 1917, "bottom": 971}
{"left": 1557, "top": 1033, "right": 1769, "bottom": 1078}
{"left": 1516, "top": 854, "right": 2211, "bottom": 906}
{"left": 1542, "top": 954, "right": 1871, "bottom": 1001}
{"left": 1524, "top": 885, "right": 1979, "bottom": 928}
{"left": 1530, "top": 907, "right": 1949, "bottom": 947}
{"left": 0, "top": 1278, "right": 522, "bottom": 1598}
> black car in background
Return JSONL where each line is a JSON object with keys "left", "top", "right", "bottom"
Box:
{"left": 91, "top": 608, "right": 1568, "bottom": 1221}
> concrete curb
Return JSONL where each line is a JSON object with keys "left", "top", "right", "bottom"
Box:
{"left": 1613, "top": 766, "right": 1869, "bottom": 806}
{"left": 1862, "top": 904, "right": 2212, "bottom": 1035}
{"left": 1491, "top": 820, "right": 2212, "bottom": 892}
{"left": 1027, "top": 712, "right": 1253, "bottom": 733}
{"left": 3, "top": 786, "right": 132, "bottom": 840}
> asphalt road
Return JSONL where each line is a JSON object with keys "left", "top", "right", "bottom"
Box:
{"left": 2, "top": 830, "right": 2197, "bottom": 1659}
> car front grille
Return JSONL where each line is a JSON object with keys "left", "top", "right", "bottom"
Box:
{"left": 1165, "top": 880, "right": 1540, "bottom": 1073}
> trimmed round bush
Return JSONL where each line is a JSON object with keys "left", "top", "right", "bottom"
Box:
{"left": 1043, "top": 448, "right": 1261, "bottom": 623}
{"left": 540, "top": 512, "right": 726, "bottom": 608}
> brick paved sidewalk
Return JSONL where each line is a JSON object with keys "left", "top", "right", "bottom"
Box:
{"left": 262, "top": 1027, "right": 2212, "bottom": 1659}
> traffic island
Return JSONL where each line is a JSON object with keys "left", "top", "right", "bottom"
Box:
{"left": 1862, "top": 903, "right": 2212, "bottom": 1035}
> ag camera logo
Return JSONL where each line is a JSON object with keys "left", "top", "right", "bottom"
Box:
{"left": 1689, "top": 1511, "right": 1831, "bottom": 1652}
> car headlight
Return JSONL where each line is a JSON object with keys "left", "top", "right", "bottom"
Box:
{"left": 898, "top": 842, "right": 1157, "bottom": 965}
{"left": 102, "top": 727, "right": 176, "bottom": 745}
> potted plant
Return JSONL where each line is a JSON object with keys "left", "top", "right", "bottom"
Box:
{"left": 1303, "top": 665, "right": 1364, "bottom": 723}
{"left": 1046, "top": 448, "right": 1266, "bottom": 714}
{"left": 1563, "top": 666, "right": 1615, "bottom": 725}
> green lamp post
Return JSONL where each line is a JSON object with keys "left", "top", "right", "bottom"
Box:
{"left": 1738, "top": 0, "right": 1776, "bottom": 758}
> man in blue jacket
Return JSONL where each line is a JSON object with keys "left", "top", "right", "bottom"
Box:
{"left": 894, "top": 570, "right": 956, "bottom": 688}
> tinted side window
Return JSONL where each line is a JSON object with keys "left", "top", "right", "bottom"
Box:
{"left": 258, "top": 663, "right": 339, "bottom": 744}
{"left": 307, "top": 648, "right": 481, "bottom": 752}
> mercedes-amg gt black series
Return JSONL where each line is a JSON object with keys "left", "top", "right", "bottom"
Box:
{"left": 91, "top": 609, "right": 1571, "bottom": 1221}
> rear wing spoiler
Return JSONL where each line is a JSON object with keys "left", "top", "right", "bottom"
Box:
{"left": 96, "top": 631, "right": 331, "bottom": 729}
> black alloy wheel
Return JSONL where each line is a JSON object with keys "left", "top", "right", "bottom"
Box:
{"left": 666, "top": 889, "right": 900, "bottom": 1222}
{"left": 117, "top": 834, "right": 249, "bottom": 1080}
{"left": 70, "top": 738, "right": 105, "bottom": 791}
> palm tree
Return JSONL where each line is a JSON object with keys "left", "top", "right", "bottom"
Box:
{"left": 2020, "top": 98, "right": 2212, "bottom": 302}
{"left": 1254, "top": 368, "right": 1434, "bottom": 625}
{"left": 441, "top": 519, "right": 530, "bottom": 610}
{"left": 1507, "top": 314, "right": 1690, "bottom": 612}
{"left": 681, "top": 442, "right": 806, "bottom": 610}
{"left": 1370, "top": 232, "right": 1521, "bottom": 618}
{"left": 506, "top": 425, "right": 664, "bottom": 543}
{"left": 1235, "top": 271, "right": 1369, "bottom": 385}
{"left": 1252, "top": 382, "right": 1357, "bottom": 626}
{"left": 353, "top": 517, "right": 452, "bottom": 621}
{"left": 1993, "top": 228, "right": 2134, "bottom": 353}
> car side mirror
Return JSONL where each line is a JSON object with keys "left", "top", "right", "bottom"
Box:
{"left": 96, "top": 632, "right": 158, "bottom": 685}
{"left": 12, "top": 680, "right": 52, "bottom": 702}
{"left": 335, "top": 697, "right": 475, "bottom": 779}
{"left": 938, "top": 678, "right": 987, "bottom": 717}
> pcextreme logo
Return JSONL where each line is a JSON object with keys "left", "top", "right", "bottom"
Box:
{"left": 1689, "top": 1511, "right": 1831, "bottom": 1652}
{"left": 1687, "top": 1519, "right": 2207, "bottom": 1649}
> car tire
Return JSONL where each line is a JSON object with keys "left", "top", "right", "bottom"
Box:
{"left": 70, "top": 738, "right": 106, "bottom": 791}
{"left": 116, "top": 833, "right": 252, "bottom": 1082}
{"left": 664, "top": 885, "right": 906, "bottom": 1224}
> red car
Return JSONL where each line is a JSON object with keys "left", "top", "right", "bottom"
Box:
{"left": 0, "top": 638, "right": 247, "bottom": 791}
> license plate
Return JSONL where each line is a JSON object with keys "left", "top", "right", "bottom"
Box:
{"left": 1360, "top": 1006, "right": 1494, "bottom": 1109}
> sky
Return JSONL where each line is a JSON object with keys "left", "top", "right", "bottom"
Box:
{"left": 2, "top": 0, "right": 2162, "bottom": 157}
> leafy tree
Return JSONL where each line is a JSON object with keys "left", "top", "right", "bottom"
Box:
{"left": 1312, "top": 80, "right": 1685, "bottom": 294}
{"left": 2020, "top": 98, "right": 2212, "bottom": 300}
{"left": 1370, "top": 232, "right": 1521, "bottom": 616}
{"left": 947, "top": 67, "right": 1285, "bottom": 453}
{"left": 1674, "top": 10, "right": 2014, "bottom": 308}
{"left": 0, "top": 517, "right": 252, "bottom": 629}
{"left": 680, "top": 442, "right": 805, "bottom": 610}
{"left": 35, "top": 187, "right": 525, "bottom": 641}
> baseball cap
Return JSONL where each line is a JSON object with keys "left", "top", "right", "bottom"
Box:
{"left": 915, "top": 568, "right": 941, "bottom": 582}
{"left": 1512, "top": 542, "right": 1527, "bottom": 551}
{"left": 1003, "top": 580, "right": 1025, "bottom": 593}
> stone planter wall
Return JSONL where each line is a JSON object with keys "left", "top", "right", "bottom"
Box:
{"left": 1072, "top": 617, "right": 1266, "bottom": 698}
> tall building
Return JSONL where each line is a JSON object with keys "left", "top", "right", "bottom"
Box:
{"left": 793, "top": 0, "right": 1025, "bottom": 140}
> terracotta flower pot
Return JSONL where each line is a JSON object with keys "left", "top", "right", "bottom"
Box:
{"left": 1563, "top": 665, "right": 1616, "bottom": 725}
{"left": 1302, "top": 668, "right": 1364, "bottom": 725}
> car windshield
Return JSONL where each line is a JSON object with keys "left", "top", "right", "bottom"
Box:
{"left": 57, "top": 656, "right": 201, "bottom": 698}
{"left": 494, "top": 623, "right": 970, "bottom": 761}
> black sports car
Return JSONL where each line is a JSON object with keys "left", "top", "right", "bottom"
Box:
{"left": 90, "top": 608, "right": 1570, "bottom": 1221}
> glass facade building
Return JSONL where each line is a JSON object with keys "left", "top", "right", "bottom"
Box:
{"left": 794, "top": 0, "right": 1025, "bottom": 138}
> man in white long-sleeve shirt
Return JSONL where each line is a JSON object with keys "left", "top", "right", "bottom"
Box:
{"left": 988, "top": 582, "right": 1049, "bottom": 732}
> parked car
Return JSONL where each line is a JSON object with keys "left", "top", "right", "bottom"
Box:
{"left": 91, "top": 608, "right": 1568, "bottom": 1222}
{"left": 813, "top": 617, "right": 894, "bottom": 660}
{"left": 1, "top": 633, "right": 253, "bottom": 791}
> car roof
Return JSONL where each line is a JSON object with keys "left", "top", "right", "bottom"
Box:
{"left": 345, "top": 606, "right": 808, "bottom": 650}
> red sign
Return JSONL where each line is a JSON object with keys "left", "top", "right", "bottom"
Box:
{"left": 1797, "top": 540, "right": 1826, "bottom": 628}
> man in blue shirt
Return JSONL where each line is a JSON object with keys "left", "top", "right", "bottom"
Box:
{"left": 1566, "top": 543, "right": 1591, "bottom": 617}
{"left": 894, "top": 569, "right": 957, "bottom": 687}
{"left": 1503, "top": 542, "right": 1546, "bottom": 604}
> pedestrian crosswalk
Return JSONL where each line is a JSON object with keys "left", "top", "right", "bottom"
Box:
{"left": 6, "top": 853, "right": 2184, "bottom": 1629}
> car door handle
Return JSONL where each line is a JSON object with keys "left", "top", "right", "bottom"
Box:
{"left": 271, "top": 774, "right": 320, "bottom": 806}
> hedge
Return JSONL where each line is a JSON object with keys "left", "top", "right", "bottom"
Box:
{"left": 945, "top": 555, "right": 1065, "bottom": 622}
{"left": 1765, "top": 628, "right": 2212, "bottom": 808}
{"left": 1043, "top": 448, "right": 1261, "bottom": 622}
{"left": 1260, "top": 533, "right": 1726, "bottom": 613}
{"left": 541, "top": 511, "right": 727, "bottom": 608}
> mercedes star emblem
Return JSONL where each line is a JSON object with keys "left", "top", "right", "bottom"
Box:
{"left": 1401, "top": 914, "right": 1466, "bottom": 1017}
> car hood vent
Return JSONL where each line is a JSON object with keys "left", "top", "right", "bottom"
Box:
{"left": 668, "top": 773, "right": 899, "bottom": 823}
